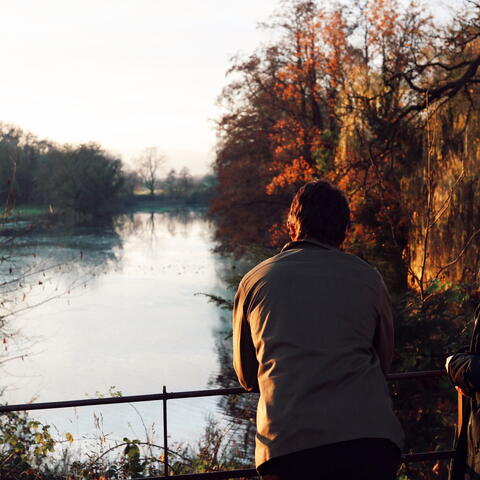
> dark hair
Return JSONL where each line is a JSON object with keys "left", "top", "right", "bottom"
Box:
{"left": 287, "top": 180, "right": 350, "bottom": 246}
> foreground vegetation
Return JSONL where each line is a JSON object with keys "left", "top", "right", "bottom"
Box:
{"left": 0, "top": 410, "right": 251, "bottom": 480}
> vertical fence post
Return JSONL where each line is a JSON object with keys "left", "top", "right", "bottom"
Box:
{"left": 163, "top": 385, "right": 169, "bottom": 477}
{"left": 457, "top": 389, "right": 464, "bottom": 437}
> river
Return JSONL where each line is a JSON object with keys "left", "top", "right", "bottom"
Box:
{"left": 1, "top": 208, "right": 236, "bottom": 455}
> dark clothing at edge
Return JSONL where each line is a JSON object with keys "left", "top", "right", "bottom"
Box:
{"left": 448, "top": 307, "right": 480, "bottom": 480}
{"left": 257, "top": 438, "right": 401, "bottom": 480}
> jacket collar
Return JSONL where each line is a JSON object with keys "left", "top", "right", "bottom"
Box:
{"left": 280, "top": 237, "right": 337, "bottom": 253}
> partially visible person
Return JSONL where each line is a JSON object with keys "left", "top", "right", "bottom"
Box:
{"left": 446, "top": 305, "right": 480, "bottom": 480}
{"left": 233, "top": 180, "right": 404, "bottom": 480}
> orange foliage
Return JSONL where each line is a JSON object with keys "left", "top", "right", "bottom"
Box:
{"left": 266, "top": 156, "right": 317, "bottom": 194}
{"left": 213, "top": 0, "right": 479, "bottom": 276}
{"left": 264, "top": 6, "right": 348, "bottom": 203}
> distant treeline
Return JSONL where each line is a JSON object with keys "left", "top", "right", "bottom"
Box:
{"left": 0, "top": 124, "right": 216, "bottom": 219}
{"left": 157, "top": 168, "right": 217, "bottom": 204}
{"left": 133, "top": 146, "right": 217, "bottom": 204}
{"left": 133, "top": 166, "right": 217, "bottom": 205}
{"left": 0, "top": 124, "right": 129, "bottom": 217}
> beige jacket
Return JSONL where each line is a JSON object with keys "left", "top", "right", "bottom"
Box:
{"left": 233, "top": 239, "right": 404, "bottom": 467}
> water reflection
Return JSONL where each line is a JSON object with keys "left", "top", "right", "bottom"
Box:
{"left": 1, "top": 207, "right": 227, "bottom": 446}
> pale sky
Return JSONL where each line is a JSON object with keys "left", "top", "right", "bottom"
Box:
{"left": 0, "top": 0, "right": 462, "bottom": 175}
{"left": 0, "top": 0, "right": 281, "bottom": 174}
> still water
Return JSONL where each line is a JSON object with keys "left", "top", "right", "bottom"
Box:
{"left": 2, "top": 208, "right": 235, "bottom": 451}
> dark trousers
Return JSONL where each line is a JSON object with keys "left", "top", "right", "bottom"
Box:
{"left": 257, "top": 438, "right": 401, "bottom": 480}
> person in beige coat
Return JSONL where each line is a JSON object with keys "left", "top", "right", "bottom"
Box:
{"left": 233, "top": 180, "right": 404, "bottom": 480}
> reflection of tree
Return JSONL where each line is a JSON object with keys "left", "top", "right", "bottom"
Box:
{"left": 165, "top": 209, "right": 200, "bottom": 237}
{"left": 206, "top": 252, "right": 270, "bottom": 465}
{"left": 209, "top": 321, "right": 257, "bottom": 464}
{"left": 115, "top": 207, "right": 207, "bottom": 244}
{"left": 148, "top": 212, "right": 155, "bottom": 239}
{"left": 115, "top": 212, "right": 156, "bottom": 248}
{"left": 114, "top": 212, "right": 144, "bottom": 237}
{"left": 0, "top": 220, "right": 123, "bottom": 370}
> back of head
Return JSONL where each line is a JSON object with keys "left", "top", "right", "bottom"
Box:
{"left": 287, "top": 180, "right": 350, "bottom": 247}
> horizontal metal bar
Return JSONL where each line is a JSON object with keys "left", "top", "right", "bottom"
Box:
{"left": 0, "top": 370, "right": 446, "bottom": 413}
{"left": 0, "top": 369, "right": 454, "bottom": 480}
{"left": 0, "top": 387, "right": 245, "bottom": 412}
{"left": 143, "top": 468, "right": 258, "bottom": 480}
{"left": 387, "top": 370, "right": 446, "bottom": 381}
{"left": 403, "top": 450, "right": 455, "bottom": 463}
{"left": 135, "top": 451, "right": 457, "bottom": 479}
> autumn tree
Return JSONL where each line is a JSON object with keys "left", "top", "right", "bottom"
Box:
{"left": 212, "top": 2, "right": 480, "bottom": 475}
{"left": 212, "top": 1, "right": 364, "bottom": 251}
{"left": 212, "top": 71, "right": 292, "bottom": 252}
{"left": 263, "top": 2, "right": 350, "bottom": 195}
{"left": 401, "top": 2, "right": 480, "bottom": 291}
{"left": 213, "top": 0, "right": 480, "bottom": 283}
{"left": 330, "top": 0, "right": 480, "bottom": 292}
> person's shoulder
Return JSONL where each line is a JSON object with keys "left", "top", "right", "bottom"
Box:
{"left": 238, "top": 252, "right": 284, "bottom": 292}
{"left": 337, "top": 249, "right": 372, "bottom": 268}
{"left": 336, "top": 250, "right": 386, "bottom": 284}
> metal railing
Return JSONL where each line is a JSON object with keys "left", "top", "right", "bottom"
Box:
{"left": 0, "top": 369, "right": 455, "bottom": 479}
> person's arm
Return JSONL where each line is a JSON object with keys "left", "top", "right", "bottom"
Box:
{"left": 446, "top": 351, "right": 480, "bottom": 397}
{"left": 373, "top": 278, "right": 394, "bottom": 374}
{"left": 232, "top": 283, "right": 259, "bottom": 392}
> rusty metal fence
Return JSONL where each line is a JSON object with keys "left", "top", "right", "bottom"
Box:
{"left": 0, "top": 369, "right": 456, "bottom": 479}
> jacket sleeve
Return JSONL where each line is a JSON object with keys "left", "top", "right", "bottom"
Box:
{"left": 373, "top": 278, "right": 394, "bottom": 374}
{"left": 447, "top": 351, "right": 480, "bottom": 396}
{"left": 232, "top": 283, "right": 259, "bottom": 392}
